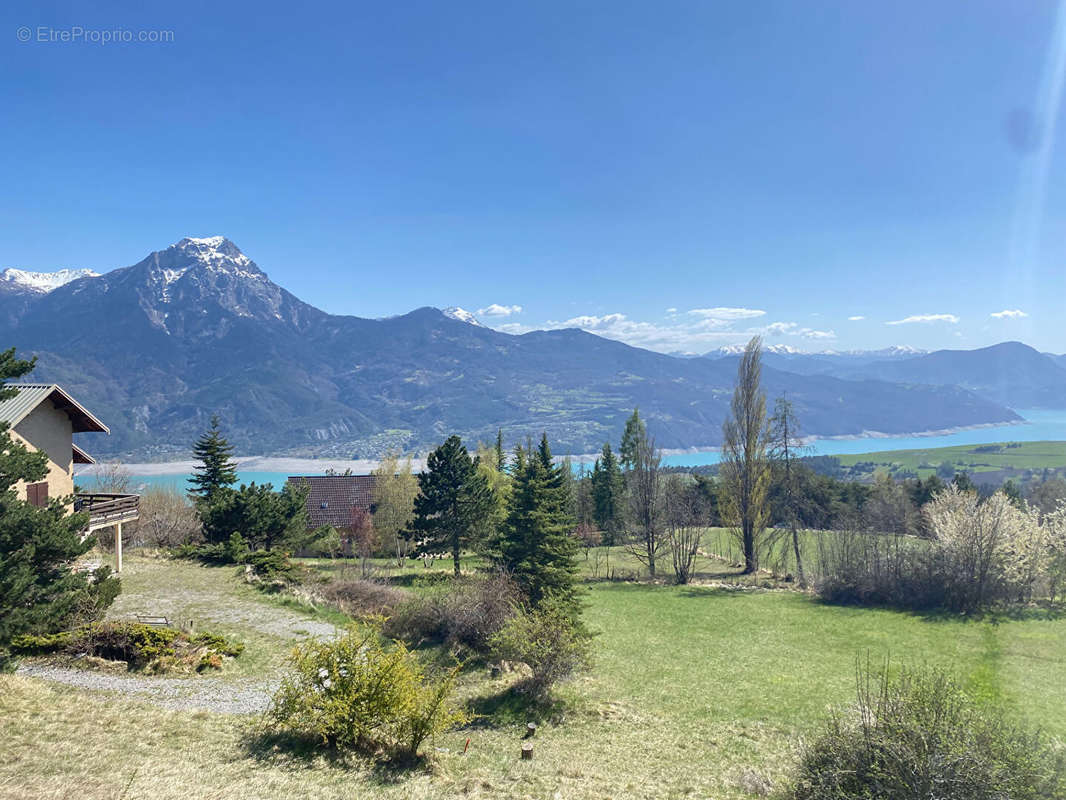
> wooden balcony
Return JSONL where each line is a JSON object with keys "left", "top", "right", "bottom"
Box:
{"left": 75, "top": 492, "right": 140, "bottom": 533}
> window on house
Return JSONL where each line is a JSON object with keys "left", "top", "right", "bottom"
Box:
{"left": 26, "top": 482, "right": 49, "bottom": 507}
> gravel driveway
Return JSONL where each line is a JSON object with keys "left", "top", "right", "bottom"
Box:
{"left": 17, "top": 662, "right": 279, "bottom": 714}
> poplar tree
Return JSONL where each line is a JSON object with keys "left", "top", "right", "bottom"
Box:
{"left": 720, "top": 336, "right": 771, "bottom": 574}
{"left": 406, "top": 435, "right": 493, "bottom": 576}
{"left": 189, "top": 414, "right": 238, "bottom": 502}
{"left": 498, "top": 434, "right": 579, "bottom": 611}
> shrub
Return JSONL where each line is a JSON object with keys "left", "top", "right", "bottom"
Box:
{"left": 132, "top": 488, "right": 202, "bottom": 548}
{"left": 314, "top": 579, "right": 410, "bottom": 619}
{"left": 198, "top": 482, "right": 309, "bottom": 551}
{"left": 785, "top": 663, "right": 1065, "bottom": 800}
{"left": 488, "top": 600, "right": 593, "bottom": 698}
{"left": 265, "top": 623, "right": 468, "bottom": 759}
{"left": 244, "top": 548, "right": 298, "bottom": 583}
{"left": 9, "top": 622, "right": 242, "bottom": 672}
{"left": 383, "top": 573, "right": 522, "bottom": 655}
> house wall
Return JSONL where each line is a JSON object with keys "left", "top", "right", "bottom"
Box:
{"left": 11, "top": 399, "right": 74, "bottom": 502}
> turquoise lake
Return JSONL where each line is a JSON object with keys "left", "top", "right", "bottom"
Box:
{"left": 102, "top": 408, "right": 1066, "bottom": 492}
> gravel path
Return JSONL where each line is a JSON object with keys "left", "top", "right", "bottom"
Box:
{"left": 17, "top": 662, "right": 279, "bottom": 714}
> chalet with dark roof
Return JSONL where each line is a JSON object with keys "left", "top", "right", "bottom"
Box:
{"left": 286, "top": 474, "right": 377, "bottom": 531}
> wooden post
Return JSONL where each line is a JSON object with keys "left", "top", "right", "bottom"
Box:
{"left": 525, "top": 722, "right": 537, "bottom": 738}
{"left": 115, "top": 522, "right": 123, "bottom": 574}
{"left": 520, "top": 743, "right": 533, "bottom": 760}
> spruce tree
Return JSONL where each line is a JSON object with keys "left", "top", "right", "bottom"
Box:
{"left": 0, "top": 348, "right": 120, "bottom": 652}
{"left": 591, "top": 442, "right": 625, "bottom": 545}
{"left": 406, "top": 435, "right": 493, "bottom": 576}
{"left": 619, "top": 408, "right": 646, "bottom": 471}
{"left": 499, "top": 434, "right": 580, "bottom": 611}
{"left": 189, "top": 414, "right": 238, "bottom": 502}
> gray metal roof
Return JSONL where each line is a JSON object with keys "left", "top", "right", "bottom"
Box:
{"left": 0, "top": 384, "right": 109, "bottom": 434}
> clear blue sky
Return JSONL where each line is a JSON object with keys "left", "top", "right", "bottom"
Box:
{"left": 3, "top": 1, "right": 1065, "bottom": 354}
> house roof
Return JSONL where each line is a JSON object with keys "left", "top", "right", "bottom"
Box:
{"left": 0, "top": 384, "right": 109, "bottom": 434}
{"left": 72, "top": 442, "right": 96, "bottom": 464}
{"left": 286, "top": 474, "right": 377, "bottom": 529}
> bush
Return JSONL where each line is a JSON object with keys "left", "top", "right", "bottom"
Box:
{"left": 244, "top": 547, "right": 296, "bottom": 580}
{"left": 785, "top": 663, "right": 1066, "bottom": 800}
{"left": 488, "top": 600, "right": 593, "bottom": 698}
{"left": 315, "top": 579, "right": 410, "bottom": 619}
{"left": 198, "top": 482, "right": 309, "bottom": 551}
{"left": 265, "top": 623, "right": 468, "bottom": 760}
{"left": 9, "top": 622, "right": 242, "bottom": 672}
{"left": 816, "top": 489, "right": 1054, "bottom": 613}
{"left": 132, "top": 488, "right": 202, "bottom": 547}
{"left": 383, "top": 573, "right": 522, "bottom": 655}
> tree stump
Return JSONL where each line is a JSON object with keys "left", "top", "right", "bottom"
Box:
{"left": 521, "top": 743, "right": 533, "bottom": 760}
{"left": 525, "top": 722, "right": 537, "bottom": 738}
{"left": 490, "top": 665, "right": 501, "bottom": 678}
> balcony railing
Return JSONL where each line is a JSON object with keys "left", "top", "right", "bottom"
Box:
{"left": 75, "top": 492, "right": 140, "bottom": 531}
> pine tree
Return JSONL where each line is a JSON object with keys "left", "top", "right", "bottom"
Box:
{"left": 590, "top": 442, "right": 625, "bottom": 545}
{"left": 619, "top": 408, "right": 646, "bottom": 471}
{"left": 0, "top": 348, "right": 120, "bottom": 652}
{"left": 499, "top": 434, "right": 580, "bottom": 612}
{"left": 188, "top": 414, "right": 238, "bottom": 502}
{"left": 406, "top": 435, "right": 493, "bottom": 576}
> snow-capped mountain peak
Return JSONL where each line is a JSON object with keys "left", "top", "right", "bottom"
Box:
{"left": 169, "top": 236, "right": 256, "bottom": 272}
{"left": 442, "top": 307, "right": 483, "bottom": 326}
{"left": 0, "top": 267, "right": 100, "bottom": 294}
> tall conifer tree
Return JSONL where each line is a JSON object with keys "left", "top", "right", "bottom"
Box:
{"left": 591, "top": 442, "right": 625, "bottom": 545}
{"left": 499, "top": 434, "right": 580, "bottom": 611}
{"left": 189, "top": 414, "right": 238, "bottom": 502}
{"left": 406, "top": 435, "right": 493, "bottom": 576}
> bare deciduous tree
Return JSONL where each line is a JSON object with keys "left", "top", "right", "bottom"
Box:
{"left": 92, "top": 460, "right": 132, "bottom": 494}
{"left": 770, "top": 395, "right": 807, "bottom": 587}
{"left": 664, "top": 475, "right": 705, "bottom": 584}
{"left": 132, "top": 487, "right": 202, "bottom": 547}
{"left": 720, "top": 336, "right": 771, "bottom": 574}
{"left": 624, "top": 433, "right": 667, "bottom": 577}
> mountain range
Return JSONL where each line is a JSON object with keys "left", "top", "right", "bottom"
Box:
{"left": 0, "top": 236, "right": 1053, "bottom": 460}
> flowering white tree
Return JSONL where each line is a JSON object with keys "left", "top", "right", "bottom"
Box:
{"left": 926, "top": 487, "right": 1050, "bottom": 608}
{"left": 1042, "top": 502, "right": 1066, "bottom": 601}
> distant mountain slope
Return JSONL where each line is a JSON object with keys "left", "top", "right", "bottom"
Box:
{"left": 745, "top": 342, "right": 1066, "bottom": 409}
{"left": 0, "top": 237, "right": 1022, "bottom": 458}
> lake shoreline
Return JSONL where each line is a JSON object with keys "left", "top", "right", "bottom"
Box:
{"left": 75, "top": 417, "right": 1038, "bottom": 478}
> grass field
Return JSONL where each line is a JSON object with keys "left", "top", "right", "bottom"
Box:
{"left": 3, "top": 553, "right": 1066, "bottom": 799}
{"left": 836, "top": 439, "right": 1066, "bottom": 476}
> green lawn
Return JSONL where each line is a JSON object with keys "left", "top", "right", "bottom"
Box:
{"left": 2, "top": 554, "right": 1065, "bottom": 799}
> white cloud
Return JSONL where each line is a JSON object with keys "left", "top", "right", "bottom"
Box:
{"left": 665, "top": 307, "right": 678, "bottom": 314}
{"left": 886, "top": 313, "right": 960, "bottom": 326}
{"left": 688, "top": 306, "right": 766, "bottom": 320}
{"left": 764, "top": 321, "right": 796, "bottom": 335}
{"left": 802, "top": 328, "right": 837, "bottom": 339}
{"left": 761, "top": 320, "right": 836, "bottom": 340}
{"left": 476, "top": 303, "right": 522, "bottom": 317}
{"left": 990, "top": 309, "right": 1028, "bottom": 319}
{"left": 848, "top": 315, "right": 865, "bottom": 321}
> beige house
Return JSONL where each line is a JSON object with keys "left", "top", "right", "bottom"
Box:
{"left": 0, "top": 384, "right": 108, "bottom": 505}
{"left": 0, "top": 384, "right": 139, "bottom": 571}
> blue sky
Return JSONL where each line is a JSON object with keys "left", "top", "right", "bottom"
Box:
{"left": 2, "top": 1, "right": 1065, "bottom": 354}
